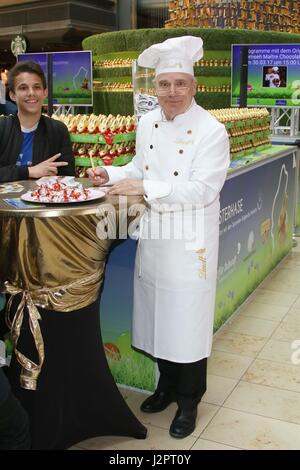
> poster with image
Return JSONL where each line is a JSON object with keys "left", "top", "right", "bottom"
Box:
{"left": 18, "top": 51, "right": 93, "bottom": 106}
{"left": 231, "top": 44, "right": 300, "bottom": 107}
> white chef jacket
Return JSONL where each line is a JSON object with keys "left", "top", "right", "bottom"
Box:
{"left": 106, "top": 99, "right": 230, "bottom": 362}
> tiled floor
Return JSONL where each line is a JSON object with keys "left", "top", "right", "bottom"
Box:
{"left": 73, "top": 244, "right": 300, "bottom": 450}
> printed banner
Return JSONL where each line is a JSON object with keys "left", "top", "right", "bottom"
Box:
{"left": 216, "top": 151, "right": 296, "bottom": 330}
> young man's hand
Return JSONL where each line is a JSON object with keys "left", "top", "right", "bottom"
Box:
{"left": 87, "top": 167, "right": 109, "bottom": 186}
{"left": 28, "top": 153, "right": 68, "bottom": 179}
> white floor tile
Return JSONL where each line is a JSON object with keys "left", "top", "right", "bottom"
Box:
{"left": 201, "top": 408, "right": 300, "bottom": 450}
{"left": 242, "top": 358, "right": 300, "bottom": 393}
{"left": 77, "top": 424, "right": 197, "bottom": 450}
{"left": 213, "top": 330, "right": 266, "bottom": 357}
{"left": 260, "top": 278, "right": 300, "bottom": 295}
{"left": 202, "top": 374, "right": 238, "bottom": 406}
{"left": 208, "top": 350, "right": 254, "bottom": 380}
{"left": 191, "top": 438, "right": 240, "bottom": 450}
{"left": 257, "top": 338, "right": 296, "bottom": 365}
{"left": 239, "top": 300, "right": 289, "bottom": 322}
{"left": 272, "top": 321, "right": 300, "bottom": 342}
{"left": 282, "top": 308, "right": 300, "bottom": 325}
{"left": 251, "top": 289, "right": 298, "bottom": 307}
{"left": 224, "top": 315, "right": 278, "bottom": 338}
{"left": 224, "top": 381, "right": 300, "bottom": 424}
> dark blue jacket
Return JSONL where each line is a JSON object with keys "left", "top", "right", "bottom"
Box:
{"left": 0, "top": 114, "right": 75, "bottom": 182}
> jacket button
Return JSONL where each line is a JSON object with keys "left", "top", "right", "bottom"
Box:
{"left": 145, "top": 165, "right": 149, "bottom": 170}
{"left": 150, "top": 145, "right": 153, "bottom": 149}
{"left": 155, "top": 124, "right": 158, "bottom": 128}
{"left": 174, "top": 171, "right": 179, "bottom": 176}
{"left": 179, "top": 149, "right": 184, "bottom": 154}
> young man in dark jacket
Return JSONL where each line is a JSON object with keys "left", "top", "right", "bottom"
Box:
{"left": 0, "top": 61, "right": 75, "bottom": 183}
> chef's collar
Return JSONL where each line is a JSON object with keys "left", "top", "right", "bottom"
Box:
{"left": 159, "top": 98, "right": 196, "bottom": 123}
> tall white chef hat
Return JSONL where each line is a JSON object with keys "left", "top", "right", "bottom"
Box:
{"left": 272, "top": 66, "right": 279, "bottom": 72}
{"left": 137, "top": 36, "right": 203, "bottom": 77}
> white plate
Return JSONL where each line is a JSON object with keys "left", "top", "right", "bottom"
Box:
{"left": 21, "top": 187, "right": 106, "bottom": 204}
{"left": 36, "top": 176, "right": 78, "bottom": 187}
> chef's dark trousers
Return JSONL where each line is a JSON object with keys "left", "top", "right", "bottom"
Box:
{"left": 0, "top": 368, "right": 31, "bottom": 450}
{"left": 156, "top": 357, "right": 207, "bottom": 411}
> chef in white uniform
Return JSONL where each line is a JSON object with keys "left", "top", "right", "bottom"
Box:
{"left": 265, "top": 66, "right": 281, "bottom": 88}
{"left": 88, "top": 36, "right": 230, "bottom": 439}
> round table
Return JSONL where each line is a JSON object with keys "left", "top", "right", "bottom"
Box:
{"left": 0, "top": 179, "right": 146, "bottom": 449}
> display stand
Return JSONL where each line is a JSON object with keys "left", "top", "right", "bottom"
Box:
{"left": 52, "top": 105, "right": 92, "bottom": 117}
{"left": 52, "top": 105, "right": 75, "bottom": 116}
{"left": 271, "top": 107, "right": 300, "bottom": 138}
{"left": 70, "top": 132, "right": 136, "bottom": 170}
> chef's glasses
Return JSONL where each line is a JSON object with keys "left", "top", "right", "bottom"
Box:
{"left": 155, "top": 79, "right": 192, "bottom": 96}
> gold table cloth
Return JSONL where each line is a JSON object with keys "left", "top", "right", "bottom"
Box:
{"left": 0, "top": 180, "right": 144, "bottom": 389}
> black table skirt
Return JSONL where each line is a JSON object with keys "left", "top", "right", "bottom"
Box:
{"left": 6, "top": 297, "right": 147, "bottom": 449}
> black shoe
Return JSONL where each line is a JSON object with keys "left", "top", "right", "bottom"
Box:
{"left": 169, "top": 408, "right": 197, "bottom": 438}
{"left": 140, "top": 391, "right": 174, "bottom": 413}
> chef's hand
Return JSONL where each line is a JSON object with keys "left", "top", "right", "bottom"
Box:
{"left": 87, "top": 166, "right": 109, "bottom": 186}
{"left": 108, "top": 179, "right": 145, "bottom": 195}
{"left": 28, "top": 153, "right": 68, "bottom": 179}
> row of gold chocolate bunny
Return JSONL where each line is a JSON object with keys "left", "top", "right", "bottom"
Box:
{"left": 94, "top": 58, "right": 133, "bottom": 68}
{"left": 73, "top": 142, "right": 135, "bottom": 158}
{"left": 52, "top": 113, "right": 136, "bottom": 134}
{"left": 94, "top": 82, "right": 132, "bottom": 91}
{"left": 209, "top": 107, "right": 270, "bottom": 124}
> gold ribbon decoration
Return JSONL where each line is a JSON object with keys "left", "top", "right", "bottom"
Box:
{"left": 4, "top": 270, "right": 102, "bottom": 390}
{"left": 5, "top": 287, "right": 44, "bottom": 391}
